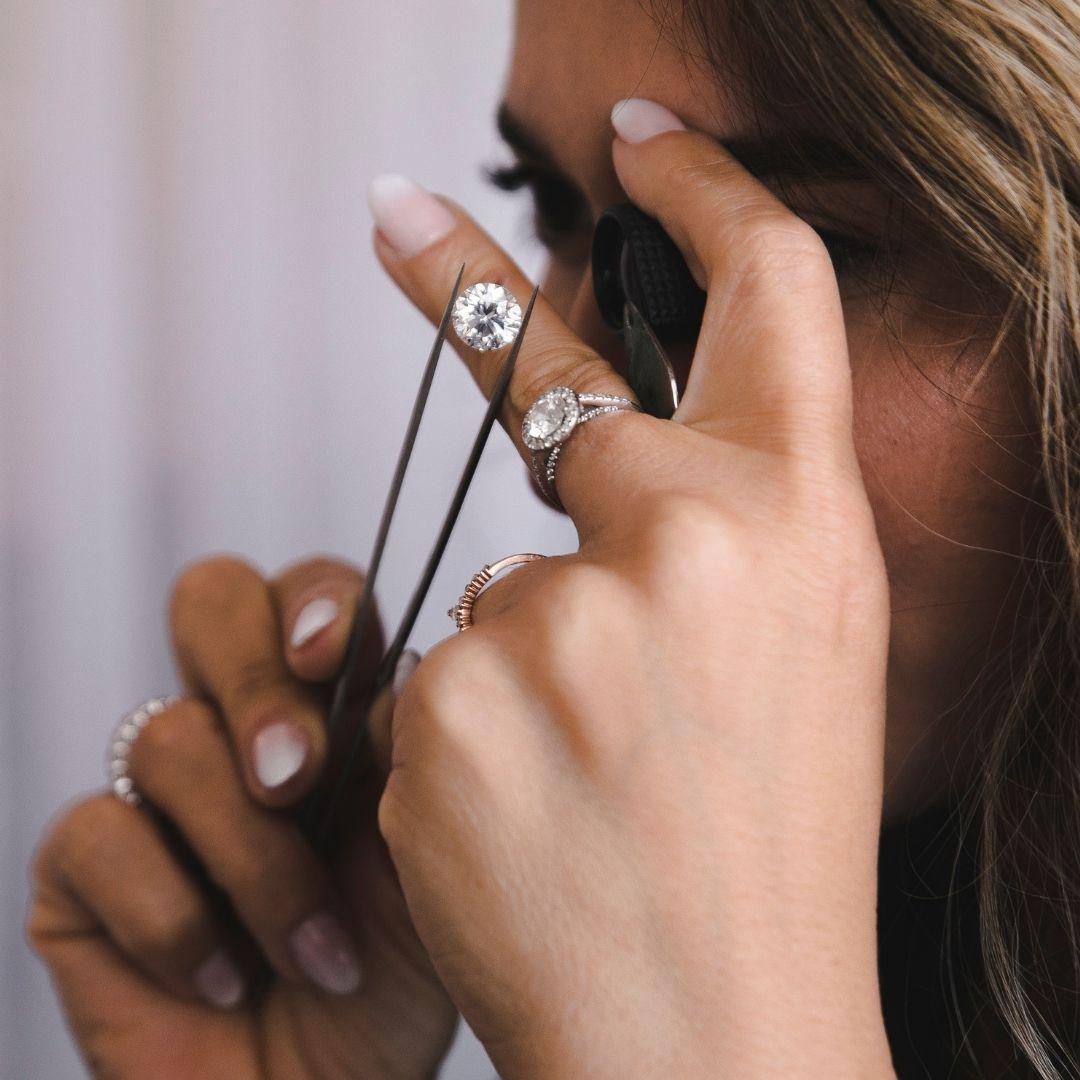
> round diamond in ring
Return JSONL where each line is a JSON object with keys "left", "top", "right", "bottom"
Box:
{"left": 522, "top": 387, "right": 582, "bottom": 450}
{"left": 452, "top": 283, "right": 523, "bottom": 352}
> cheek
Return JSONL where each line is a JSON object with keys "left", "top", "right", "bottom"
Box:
{"left": 845, "top": 292, "right": 1043, "bottom": 816}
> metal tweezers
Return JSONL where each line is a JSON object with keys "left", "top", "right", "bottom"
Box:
{"left": 304, "top": 267, "right": 538, "bottom": 848}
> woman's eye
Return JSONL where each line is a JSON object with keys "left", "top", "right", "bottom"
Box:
{"left": 486, "top": 162, "right": 593, "bottom": 260}
{"left": 487, "top": 163, "right": 876, "bottom": 279}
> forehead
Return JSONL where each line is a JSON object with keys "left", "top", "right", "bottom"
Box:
{"left": 507, "top": 0, "right": 745, "bottom": 190}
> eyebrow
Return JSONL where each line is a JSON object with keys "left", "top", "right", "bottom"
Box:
{"left": 496, "top": 103, "right": 866, "bottom": 186}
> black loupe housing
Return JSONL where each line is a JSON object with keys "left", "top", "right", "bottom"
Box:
{"left": 591, "top": 204, "right": 707, "bottom": 344}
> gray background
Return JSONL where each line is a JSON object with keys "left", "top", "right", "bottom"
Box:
{"left": 1, "top": 2, "right": 577, "bottom": 1076}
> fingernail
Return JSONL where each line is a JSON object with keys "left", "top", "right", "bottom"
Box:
{"left": 290, "top": 596, "right": 339, "bottom": 650}
{"left": 253, "top": 721, "right": 308, "bottom": 789}
{"left": 611, "top": 98, "right": 686, "bottom": 144}
{"left": 193, "top": 949, "right": 245, "bottom": 1010}
{"left": 392, "top": 648, "right": 421, "bottom": 699}
{"left": 289, "top": 912, "right": 363, "bottom": 995}
{"left": 368, "top": 173, "right": 456, "bottom": 258}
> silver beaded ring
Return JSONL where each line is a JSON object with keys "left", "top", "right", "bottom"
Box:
{"left": 107, "top": 696, "right": 180, "bottom": 805}
{"left": 521, "top": 387, "right": 639, "bottom": 510}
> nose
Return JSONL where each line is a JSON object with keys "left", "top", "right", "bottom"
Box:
{"left": 540, "top": 260, "right": 626, "bottom": 370}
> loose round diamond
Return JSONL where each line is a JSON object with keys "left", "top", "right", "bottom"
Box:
{"left": 522, "top": 387, "right": 581, "bottom": 450}
{"left": 452, "top": 283, "right": 523, "bottom": 352}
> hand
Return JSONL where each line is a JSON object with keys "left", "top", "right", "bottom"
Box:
{"left": 368, "top": 105, "right": 897, "bottom": 1077}
{"left": 29, "top": 557, "right": 456, "bottom": 1080}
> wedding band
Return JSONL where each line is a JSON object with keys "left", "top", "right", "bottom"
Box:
{"left": 521, "top": 387, "right": 639, "bottom": 509}
{"left": 107, "top": 696, "right": 180, "bottom": 805}
{"left": 448, "top": 553, "right": 547, "bottom": 631}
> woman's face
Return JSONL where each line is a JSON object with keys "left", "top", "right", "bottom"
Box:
{"left": 502, "top": 0, "right": 1041, "bottom": 820}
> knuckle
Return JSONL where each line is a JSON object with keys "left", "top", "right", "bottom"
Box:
{"left": 397, "top": 635, "right": 500, "bottom": 751}
{"left": 65, "top": 793, "right": 128, "bottom": 845}
{"left": 276, "top": 553, "right": 363, "bottom": 592}
{"left": 717, "top": 213, "right": 832, "bottom": 284}
{"left": 131, "top": 698, "right": 216, "bottom": 771}
{"left": 635, "top": 494, "right": 744, "bottom": 594}
{"left": 537, "top": 567, "right": 638, "bottom": 673}
{"left": 671, "top": 153, "right": 744, "bottom": 208}
{"left": 641, "top": 493, "right": 732, "bottom": 551}
{"left": 123, "top": 893, "right": 209, "bottom": 967}
{"left": 510, "top": 349, "right": 610, "bottom": 423}
{"left": 525, "top": 563, "right": 628, "bottom": 636}
{"left": 31, "top": 795, "right": 122, "bottom": 884}
{"left": 170, "top": 554, "right": 263, "bottom": 624}
{"left": 224, "top": 656, "right": 292, "bottom": 715}
{"left": 402, "top": 638, "right": 473, "bottom": 717}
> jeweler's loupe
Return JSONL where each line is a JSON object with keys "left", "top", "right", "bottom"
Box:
{"left": 591, "top": 204, "right": 703, "bottom": 420}
{"left": 591, "top": 204, "right": 706, "bottom": 344}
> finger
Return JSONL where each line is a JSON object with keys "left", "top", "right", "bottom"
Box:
{"left": 610, "top": 99, "right": 854, "bottom": 454}
{"left": 170, "top": 555, "right": 325, "bottom": 805}
{"left": 30, "top": 794, "right": 245, "bottom": 1009}
{"left": 272, "top": 555, "right": 382, "bottom": 685}
{"left": 368, "top": 174, "right": 650, "bottom": 529}
{"left": 128, "top": 699, "right": 363, "bottom": 996}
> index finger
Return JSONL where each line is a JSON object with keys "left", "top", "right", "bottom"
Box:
{"left": 367, "top": 174, "right": 648, "bottom": 532}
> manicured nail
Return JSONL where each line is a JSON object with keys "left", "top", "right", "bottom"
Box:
{"left": 290, "top": 597, "right": 339, "bottom": 650}
{"left": 392, "top": 648, "right": 421, "bottom": 699}
{"left": 289, "top": 912, "right": 363, "bottom": 995}
{"left": 253, "top": 721, "right": 308, "bottom": 789}
{"left": 368, "top": 174, "right": 456, "bottom": 258}
{"left": 610, "top": 98, "right": 686, "bottom": 144}
{"left": 193, "top": 949, "right": 245, "bottom": 1010}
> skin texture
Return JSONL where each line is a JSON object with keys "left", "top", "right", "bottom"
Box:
{"left": 508, "top": 0, "right": 1039, "bottom": 821}
{"left": 28, "top": 2, "right": 1040, "bottom": 1078}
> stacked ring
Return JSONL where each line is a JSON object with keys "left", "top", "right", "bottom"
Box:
{"left": 521, "top": 387, "right": 638, "bottom": 510}
{"left": 448, "top": 553, "right": 547, "bottom": 631}
{"left": 107, "top": 696, "right": 179, "bottom": 805}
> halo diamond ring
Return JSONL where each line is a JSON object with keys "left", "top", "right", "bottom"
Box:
{"left": 521, "top": 386, "right": 638, "bottom": 509}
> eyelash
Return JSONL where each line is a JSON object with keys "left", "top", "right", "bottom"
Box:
{"left": 485, "top": 162, "right": 592, "bottom": 257}
{"left": 487, "top": 162, "right": 878, "bottom": 276}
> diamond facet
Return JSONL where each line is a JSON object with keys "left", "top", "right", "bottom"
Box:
{"left": 522, "top": 387, "right": 581, "bottom": 450}
{"left": 452, "top": 283, "right": 523, "bottom": 352}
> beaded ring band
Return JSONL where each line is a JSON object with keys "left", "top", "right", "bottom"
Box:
{"left": 107, "top": 696, "right": 180, "bottom": 805}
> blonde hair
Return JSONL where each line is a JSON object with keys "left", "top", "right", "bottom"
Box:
{"left": 680, "top": 1, "right": 1080, "bottom": 1073}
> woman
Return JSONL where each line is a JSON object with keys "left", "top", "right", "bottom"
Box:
{"left": 27, "top": 1, "right": 1079, "bottom": 1076}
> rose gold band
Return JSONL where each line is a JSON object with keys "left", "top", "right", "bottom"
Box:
{"left": 447, "top": 553, "right": 547, "bottom": 631}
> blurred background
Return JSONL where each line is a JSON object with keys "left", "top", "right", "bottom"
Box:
{"left": 1, "top": 2, "right": 576, "bottom": 1075}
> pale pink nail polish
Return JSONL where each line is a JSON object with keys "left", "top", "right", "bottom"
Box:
{"left": 289, "top": 912, "right": 363, "bottom": 995}
{"left": 368, "top": 174, "right": 457, "bottom": 258}
{"left": 290, "top": 596, "right": 339, "bottom": 649}
{"left": 193, "top": 949, "right": 245, "bottom": 1009}
{"left": 253, "top": 721, "right": 308, "bottom": 789}
{"left": 611, "top": 98, "right": 686, "bottom": 143}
